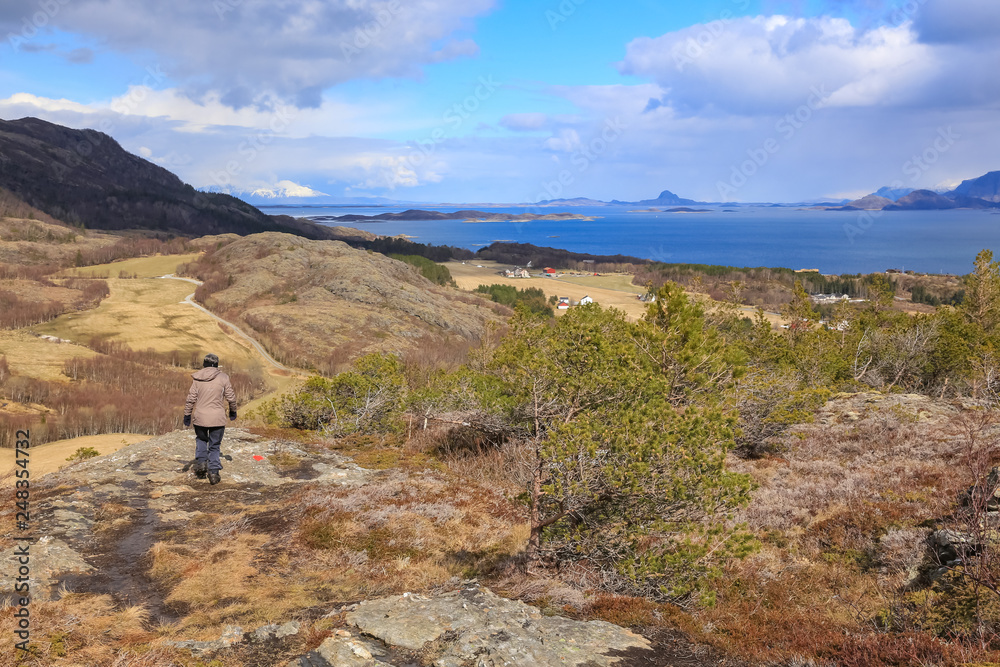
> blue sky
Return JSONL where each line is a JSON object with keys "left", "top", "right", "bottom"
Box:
{"left": 1, "top": 0, "right": 999, "bottom": 203}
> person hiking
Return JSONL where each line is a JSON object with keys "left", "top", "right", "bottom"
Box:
{"left": 183, "top": 353, "right": 237, "bottom": 485}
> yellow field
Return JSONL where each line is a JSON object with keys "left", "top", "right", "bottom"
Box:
{"left": 447, "top": 260, "right": 786, "bottom": 326}
{"left": 32, "top": 277, "right": 264, "bottom": 371}
{"left": 0, "top": 433, "right": 150, "bottom": 478}
{"left": 0, "top": 329, "right": 97, "bottom": 381}
{"left": 554, "top": 273, "right": 645, "bottom": 294}
{"left": 59, "top": 252, "right": 202, "bottom": 278}
{"left": 447, "top": 261, "right": 650, "bottom": 319}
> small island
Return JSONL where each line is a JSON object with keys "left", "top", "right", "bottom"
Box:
{"left": 308, "top": 209, "right": 597, "bottom": 223}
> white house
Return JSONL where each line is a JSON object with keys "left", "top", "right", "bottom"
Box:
{"left": 579, "top": 295, "right": 594, "bottom": 305}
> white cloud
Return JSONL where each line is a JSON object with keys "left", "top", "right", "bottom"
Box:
{"left": 615, "top": 15, "right": 998, "bottom": 115}
{"left": 1, "top": 92, "right": 97, "bottom": 115}
{"left": 1, "top": 0, "right": 495, "bottom": 109}
{"left": 2, "top": 85, "right": 412, "bottom": 140}
{"left": 543, "top": 129, "right": 581, "bottom": 153}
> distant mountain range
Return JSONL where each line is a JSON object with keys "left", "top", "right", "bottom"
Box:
{"left": 3, "top": 116, "right": 999, "bottom": 231}
{"left": 535, "top": 177, "right": 1000, "bottom": 211}
{"left": 200, "top": 164, "right": 1000, "bottom": 212}
{"left": 837, "top": 172, "right": 1000, "bottom": 211}
{"left": 534, "top": 189, "right": 699, "bottom": 207}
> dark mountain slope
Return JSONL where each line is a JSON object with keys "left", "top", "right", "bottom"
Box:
{"left": 0, "top": 117, "right": 337, "bottom": 239}
{"left": 884, "top": 188, "right": 1000, "bottom": 210}
{"left": 948, "top": 170, "right": 1000, "bottom": 203}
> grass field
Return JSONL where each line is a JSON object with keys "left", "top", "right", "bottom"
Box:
{"left": 447, "top": 261, "right": 650, "bottom": 319}
{"left": 554, "top": 273, "right": 646, "bottom": 294}
{"left": 0, "top": 433, "right": 150, "bottom": 478}
{"left": 59, "top": 252, "right": 202, "bottom": 278}
{"left": 32, "top": 277, "right": 264, "bottom": 371}
{"left": 0, "top": 330, "right": 97, "bottom": 381}
{"left": 447, "top": 260, "right": 786, "bottom": 326}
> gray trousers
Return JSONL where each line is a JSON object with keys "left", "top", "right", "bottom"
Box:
{"left": 194, "top": 425, "right": 225, "bottom": 472}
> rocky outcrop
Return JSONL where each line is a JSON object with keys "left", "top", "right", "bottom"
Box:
{"left": 0, "top": 428, "right": 370, "bottom": 605}
{"left": 293, "top": 583, "right": 651, "bottom": 667}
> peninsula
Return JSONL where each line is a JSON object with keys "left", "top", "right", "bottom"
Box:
{"left": 307, "top": 209, "right": 597, "bottom": 223}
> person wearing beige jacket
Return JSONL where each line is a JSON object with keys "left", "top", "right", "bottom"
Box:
{"left": 183, "top": 353, "right": 237, "bottom": 485}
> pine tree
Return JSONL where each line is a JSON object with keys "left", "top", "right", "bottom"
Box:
{"left": 963, "top": 249, "right": 1000, "bottom": 334}
{"left": 782, "top": 280, "right": 818, "bottom": 331}
{"left": 481, "top": 296, "right": 753, "bottom": 601}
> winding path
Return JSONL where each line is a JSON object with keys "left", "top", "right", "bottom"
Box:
{"left": 158, "top": 274, "right": 294, "bottom": 373}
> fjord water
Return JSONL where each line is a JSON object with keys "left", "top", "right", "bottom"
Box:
{"left": 267, "top": 205, "right": 1000, "bottom": 275}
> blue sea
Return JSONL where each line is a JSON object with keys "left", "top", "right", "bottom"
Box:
{"left": 262, "top": 205, "right": 1000, "bottom": 276}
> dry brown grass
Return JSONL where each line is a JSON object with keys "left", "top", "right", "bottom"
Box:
{"left": 0, "top": 330, "right": 96, "bottom": 381}
{"left": 150, "top": 532, "right": 277, "bottom": 628}
{"left": 32, "top": 278, "right": 261, "bottom": 371}
{"left": 108, "top": 461, "right": 529, "bottom": 646}
{"left": 0, "top": 594, "right": 159, "bottom": 667}
{"left": 0, "top": 215, "right": 118, "bottom": 268}
{"left": 0, "top": 434, "right": 148, "bottom": 478}
{"left": 291, "top": 471, "right": 528, "bottom": 600}
{"left": 59, "top": 253, "right": 202, "bottom": 279}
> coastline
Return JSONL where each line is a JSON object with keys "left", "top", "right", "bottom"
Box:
{"left": 265, "top": 205, "right": 996, "bottom": 275}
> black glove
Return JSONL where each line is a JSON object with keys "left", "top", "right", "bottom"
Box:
{"left": 229, "top": 410, "right": 237, "bottom": 422}
{"left": 183, "top": 414, "right": 191, "bottom": 427}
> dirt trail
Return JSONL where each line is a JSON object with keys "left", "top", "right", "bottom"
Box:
{"left": 159, "top": 274, "right": 295, "bottom": 373}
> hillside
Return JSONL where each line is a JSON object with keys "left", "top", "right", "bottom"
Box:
{"left": 845, "top": 194, "right": 894, "bottom": 209}
{"left": 182, "top": 233, "right": 503, "bottom": 373}
{"left": 0, "top": 117, "right": 340, "bottom": 240}
{"left": 949, "top": 170, "right": 1000, "bottom": 202}
{"left": 0, "top": 191, "right": 121, "bottom": 267}
{"left": 884, "top": 189, "right": 961, "bottom": 210}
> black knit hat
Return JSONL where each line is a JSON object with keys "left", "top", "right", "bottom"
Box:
{"left": 203, "top": 353, "right": 219, "bottom": 368}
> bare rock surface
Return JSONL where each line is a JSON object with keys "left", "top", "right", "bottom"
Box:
{"left": 294, "top": 583, "right": 651, "bottom": 667}
{"left": 0, "top": 428, "right": 369, "bottom": 606}
{"left": 814, "top": 391, "right": 962, "bottom": 427}
{"left": 45, "top": 427, "right": 368, "bottom": 488}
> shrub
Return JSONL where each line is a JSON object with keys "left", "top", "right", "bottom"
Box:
{"left": 66, "top": 446, "right": 100, "bottom": 462}
{"left": 274, "top": 353, "right": 406, "bottom": 435}
{"left": 473, "top": 284, "right": 553, "bottom": 317}
{"left": 389, "top": 254, "right": 455, "bottom": 286}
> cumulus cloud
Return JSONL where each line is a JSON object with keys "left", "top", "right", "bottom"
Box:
{"left": 617, "top": 12, "right": 1000, "bottom": 119}
{"left": 0, "top": 91, "right": 447, "bottom": 195}
{"left": 1, "top": 0, "right": 494, "bottom": 109}
{"left": 619, "top": 16, "right": 948, "bottom": 114}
